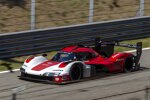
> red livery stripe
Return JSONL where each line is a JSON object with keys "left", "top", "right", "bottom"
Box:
{"left": 58, "top": 62, "right": 67, "bottom": 68}
{"left": 31, "top": 60, "right": 59, "bottom": 71}
{"left": 26, "top": 56, "right": 34, "bottom": 63}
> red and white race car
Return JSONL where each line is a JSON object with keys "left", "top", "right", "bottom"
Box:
{"left": 20, "top": 39, "right": 142, "bottom": 83}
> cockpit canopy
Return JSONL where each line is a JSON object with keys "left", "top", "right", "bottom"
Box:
{"left": 51, "top": 52, "right": 75, "bottom": 62}
{"left": 51, "top": 51, "right": 97, "bottom": 62}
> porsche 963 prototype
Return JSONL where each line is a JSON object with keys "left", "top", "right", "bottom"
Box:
{"left": 20, "top": 38, "right": 142, "bottom": 83}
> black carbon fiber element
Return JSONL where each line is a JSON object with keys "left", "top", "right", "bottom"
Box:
{"left": 21, "top": 73, "right": 54, "bottom": 81}
{"left": 0, "top": 16, "right": 150, "bottom": 58}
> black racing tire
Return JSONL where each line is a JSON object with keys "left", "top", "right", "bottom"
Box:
{"left": 69, "top": 63, "right": 83, "bottom": 80}
{"left": 20, "top": 72, "right": 26, "bottom": 77}
{"left": 124, "top": 57, "right": 134, "bottom": 72}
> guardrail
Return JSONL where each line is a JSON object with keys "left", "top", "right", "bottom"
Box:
{"left": 0, "top": 16, "right": 150, "bottom": 59}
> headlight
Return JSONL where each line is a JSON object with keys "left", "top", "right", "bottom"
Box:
{"left": 43, "top": 72, "right": 60, "bottom": 76}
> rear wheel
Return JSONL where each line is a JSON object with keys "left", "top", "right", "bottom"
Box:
{"left": 124, "top": 57, "right": 134, "bottom": 72}
{"left": 70, "top": 63, "right": 82, "bottom": 80}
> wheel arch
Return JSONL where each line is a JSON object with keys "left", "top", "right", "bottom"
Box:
{"left": 65, "top": 61, "right": 85, "bottom": 80}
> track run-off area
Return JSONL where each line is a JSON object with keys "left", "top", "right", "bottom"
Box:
{"left": 0, "top": 49, "right": 150, "bottom": 100}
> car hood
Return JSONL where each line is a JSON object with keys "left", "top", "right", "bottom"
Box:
{"left": 22, "top": 60, "right": 64, "bottom": 75}
{"left": 31, "top": 60, "right": 60, "bottom": 71}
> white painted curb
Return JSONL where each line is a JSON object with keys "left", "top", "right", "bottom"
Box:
{"left": 124, "top": 47, "right": 150, "bottom": 53}
{"left": 0, "top": 69, "right": 20, "bottom": 74}
{"left": 0, "top": 47, "right": 150, "bottom": 74}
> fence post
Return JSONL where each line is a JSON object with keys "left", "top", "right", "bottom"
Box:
{"left": 12, "top": 85, "right": 26, "bottom": 100}
{"left": 12, "top": 93, "right": 16, "bottom": 100}
{"left": 145, "top": 86, "right": 150, "bottom": 100}
{"left": 31, "top": 0, "right": 36, "bottom": 30}
{"left": 137, "top": 0, "right": 144, "bottom": 17}
{"left": 89, "top": 0, "right": 94, "bottom": 23}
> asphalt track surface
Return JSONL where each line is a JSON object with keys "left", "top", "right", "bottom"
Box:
{"left": 0, "top": 49, "right": 150, "bottom": 100}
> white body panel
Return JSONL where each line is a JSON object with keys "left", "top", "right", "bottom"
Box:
{"left": 83, "top": 65, "right": 91, "bottom": 78}
{"left": 21, "top": 56, "right": 92, "bottom": 78}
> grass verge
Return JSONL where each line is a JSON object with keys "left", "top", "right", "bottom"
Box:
{"left": 0, "top": 0, "right": 150, "bottom": 33}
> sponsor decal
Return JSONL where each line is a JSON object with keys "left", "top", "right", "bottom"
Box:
{"left": 116, "top": 58, "right": 124, "bottom": 62}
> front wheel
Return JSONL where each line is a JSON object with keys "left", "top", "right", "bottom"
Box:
{"left": 69, "top": 63, "right": 82, "bottom": 80}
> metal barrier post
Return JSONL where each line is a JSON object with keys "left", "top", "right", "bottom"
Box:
{"left": 145, "top": 82, "right": 150, "bottom": 100}
{"left": 89, "top": 0, "right": 94, "bottom": 23}
{"left": 31, "top": 0, "right": 36, "bottom": 30}
{"left": 137, "top": 0, "right": 144, "bottom": 17}
{"left": 12, "top": 93, "right": 16, "bottom": 100}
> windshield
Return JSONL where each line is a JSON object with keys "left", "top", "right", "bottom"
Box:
{"left": 51, "top": 52, "right": 75, "bottom": 62}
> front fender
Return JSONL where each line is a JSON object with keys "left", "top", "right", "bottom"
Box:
{"left": 62, "top": 61, "right": 85, "bottom": 72}
{"left": 22, "top": 56, "right": 48, "bottom": 69}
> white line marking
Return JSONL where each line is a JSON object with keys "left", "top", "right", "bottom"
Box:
{"left": 0, "top": 47, "right": 150, "bottom": 74}
{"left": 0, "top": 69, "right": 20, "bottom": 74}
{"left": 124, "top": 47, "right": 150, "bottom": 53}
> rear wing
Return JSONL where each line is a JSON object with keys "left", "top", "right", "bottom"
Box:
{"left": 94, "top": 38, "right": 142, "bottom": 69}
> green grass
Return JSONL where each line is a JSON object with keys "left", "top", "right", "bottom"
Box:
{"left": 0, "top": 38, "right": 150, "bottom": 71}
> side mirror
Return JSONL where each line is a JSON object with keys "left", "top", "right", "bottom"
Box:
{"left": 42, "top": 54, "right": 47, "bottom": 57}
